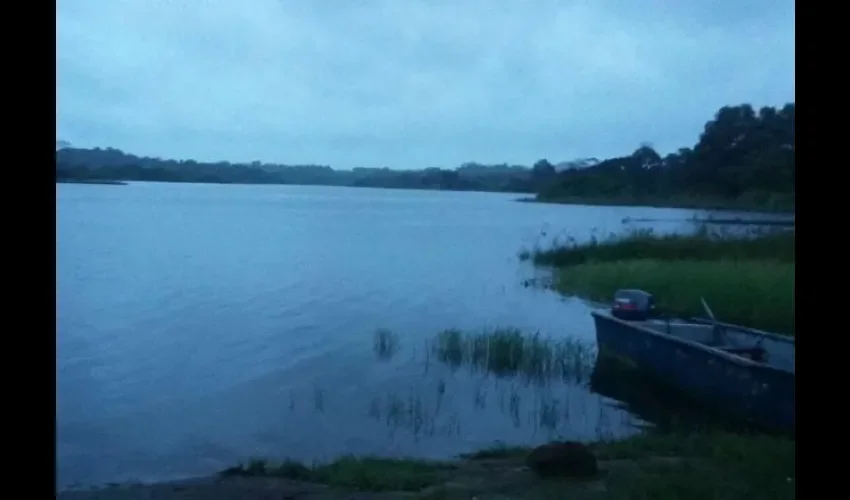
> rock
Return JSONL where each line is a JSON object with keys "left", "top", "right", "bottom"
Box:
{"left": 525, "top": 441, "right": 598, "bottom": 479}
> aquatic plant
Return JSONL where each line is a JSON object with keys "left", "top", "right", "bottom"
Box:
{"left": 373, "top": 328, "right": 401, "bottom": 359}
{"left": 432, "top": 328, "right": 596, "bottom": 384}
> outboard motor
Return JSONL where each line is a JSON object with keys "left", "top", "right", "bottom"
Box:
{"left": 611, "top": 289, "right": 657, "bottom": 321}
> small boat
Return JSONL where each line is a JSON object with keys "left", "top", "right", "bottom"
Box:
{"left": 591, "top": 289, "right": 795, "bottom": 434}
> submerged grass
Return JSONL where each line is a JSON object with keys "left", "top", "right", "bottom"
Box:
{"left": 557, "top": 259, "right": 795, "bottom": 335}
{"left": 432, "top": 328, "right": 596, "bottom": 383}
{"left": 373, "top": 328, "right": 400, "bottom": 359}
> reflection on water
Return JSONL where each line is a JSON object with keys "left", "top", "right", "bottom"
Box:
{"left": 282, "top": 333, "right": 638, "bottom": 449}
{"left": 589, "top": 353, "right": 777, "bottom": 434}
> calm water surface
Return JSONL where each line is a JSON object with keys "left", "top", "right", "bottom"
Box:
{"left": 56, "top": 182, "right": 773, "bottom": 488}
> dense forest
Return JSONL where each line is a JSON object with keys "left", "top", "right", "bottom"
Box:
{"left": 57, "top": 102, "right": 794, "bottom": 211}
{"left": 533, "top": 103, "right": 795, "bottom": 211}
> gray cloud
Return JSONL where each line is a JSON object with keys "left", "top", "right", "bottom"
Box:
{"left": 57, "top": 0, "right": 795, "bottom": 168}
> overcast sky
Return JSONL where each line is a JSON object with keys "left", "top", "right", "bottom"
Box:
{"left": 57, "top": 0, "right": 795, "bottom": 169}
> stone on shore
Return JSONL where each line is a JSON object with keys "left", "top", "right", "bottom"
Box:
{"left": 525, "top": 441, "right": 599, "bottom": 479}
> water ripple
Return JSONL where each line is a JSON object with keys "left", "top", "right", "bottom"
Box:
{"left": 57, "top": 183, "right": 748, "bottom": 489}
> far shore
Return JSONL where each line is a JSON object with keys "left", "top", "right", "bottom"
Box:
{"left": 56, "top": 176, "right": 793, "bottom": 215}
{"left": 57, "top": 179, "right": 128, "bottom": 186}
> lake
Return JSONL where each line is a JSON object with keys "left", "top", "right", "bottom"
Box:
{"left": 55, "top": 182, "right": 782, "bottom": 489}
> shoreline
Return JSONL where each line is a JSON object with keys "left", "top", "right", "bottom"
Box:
{"left": 57, "top": 430, "right": 795, "bottom": 499}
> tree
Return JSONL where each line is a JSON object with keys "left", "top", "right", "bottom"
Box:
{"left": 531, "top": 159, "right": 556, "bottom": 187}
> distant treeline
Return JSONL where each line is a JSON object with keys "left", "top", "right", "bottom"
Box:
{"left": 56, "top": 148, "right": 537, "bottom": 193}
{"left": 56, "top": 102, "right": 794, "bottom": 211}
{"left": 531, "top": 103, "right": 795, "bottom": 212}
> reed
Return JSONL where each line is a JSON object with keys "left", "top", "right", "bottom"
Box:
{"left": 432, "top": 328, "right": 596, "bottom": 383}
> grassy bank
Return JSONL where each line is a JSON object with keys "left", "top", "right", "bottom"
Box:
{"left": 558, "top": 259, "right": 794, "bottom": 335}
{"left": 528, "top": 228, "right": 795, "bottom": 268}
{"left": 526, "top": 228, "right": 795, "bottom": 335}
{"left": 217, "top": 431, "right": 794, "bottom": 499}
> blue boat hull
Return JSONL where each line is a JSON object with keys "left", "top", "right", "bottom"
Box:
{"left": 592, "top": 312, "right": 795, "bottom": 434}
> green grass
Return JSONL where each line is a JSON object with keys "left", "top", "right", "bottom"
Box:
{"left": 528, "top": 227, "right": 794, "bottom": 268}
{"left": 488, "top": 430, "right": 793, "bottom": 465}
{"left": 456, "top": 432, "right": 794, "bottom": 500}
{"left": 526, "top": 228, "right": 795, "bottom": 335}
{"left": 556, "top": 259, "right": 795, "bottom": 335}
{"left": 219, "top": 431, "right": 794, "bottom": 499}
{"left": 220, "top": 456, "right": 454, "bottom": 492}
{"left": 594, "top": 431, "right": 795, "bottom": 500}
{"left": 591, "top": 430, "right": 793, "bottom": 462}
{"left": 432, "top": 328, "right": 596, "bottom": 382}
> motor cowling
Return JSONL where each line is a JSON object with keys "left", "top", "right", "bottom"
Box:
{"left": 611, "top": 289, "right": 657, "bottom": 321}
